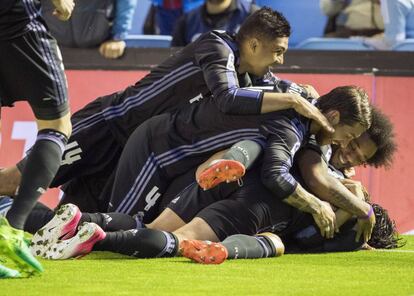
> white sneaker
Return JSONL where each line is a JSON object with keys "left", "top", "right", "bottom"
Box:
{"left": 43, "top": 222, "right": 106, "bottom": 260}
{"left": 30, "top": 203, "right": 81, "bottom": 257}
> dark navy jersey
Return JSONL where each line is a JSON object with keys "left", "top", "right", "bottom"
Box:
{"left": 302, "top": 136, "right": 345, "bottom": 179}
{"left": 0, "top": 0, "right": 40, "bottom": 40}
{"left": 71, "top": 30, "right": 265, "bottom": 145}
{"left": 170, "top": 95, "right": 313, "bottom": 200}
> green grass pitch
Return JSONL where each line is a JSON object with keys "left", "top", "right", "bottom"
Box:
{"left": 3, "top": 236, "right": 414, "bottom": 296}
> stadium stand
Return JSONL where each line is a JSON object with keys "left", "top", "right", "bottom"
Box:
{"left": 125, "top": 34, "right": 172, "bottom": 48}
{"left": 255, "top": 0, "right": 326, "bottom": 47}
{"left": 296, "top": 37, "right": 373, "bottom": 50}
{"left": 392, "top": 39, "right": 414, "bottom": 51}
{"left": 129, "top": 0, "right": 152, "bottom": 35}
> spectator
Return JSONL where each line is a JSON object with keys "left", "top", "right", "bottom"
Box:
{"left": 147, "top": 0, "right": 204, "bottom": 35}
{"left": 320, "top": 0, "right": 384, "bottom": 37}
{"left": 364, "top": 0, "right": 414, "bottom": 49}
{"left": 171, "top": 0, "right": 258, "bottom": 46}
{"left": 41, "top": 0, "right": 137, "bottom": 59}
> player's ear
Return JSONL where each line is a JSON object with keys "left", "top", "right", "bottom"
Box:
{"left": 249, "top": 38, "right": 259, "bottom": 53}
{"left": 325, "top": 110, "right": 340, "bottom": 125}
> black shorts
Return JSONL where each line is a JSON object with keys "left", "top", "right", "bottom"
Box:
{"left": 169, "top": 167, "right": 308, "bottom": 241}
{"left": 0, "top": 29, "right": 68, "bottom": 120}
{"left": 58, "top": 169, "right": 116, "bottom": 213}
{"left": 48, "top": 96, "right": 123, "bottom": 187}
{"left": 167, "top": 176, "right": 240, "bottom": 223}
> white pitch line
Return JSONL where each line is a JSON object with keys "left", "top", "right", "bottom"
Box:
{"left": 373, "top": 249, "right": 414, "bottom": 253}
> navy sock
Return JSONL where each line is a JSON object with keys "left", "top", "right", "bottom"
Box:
{"left": 221, "top": 234, "right": 275, "bottom": 259}
{"left": 6, "top": 130, "right": 67, "bottom": 229}
{"left": 94, "top": 229, "right": 178, "bottom": 258}
{"left": 24, "top": 202, "right": 55, "bottom": 234}
{"left": 222, "top": 140, "right": 262, "bottom": 169}
{"left": 80, "top": 212, "right": 138, "bottom": 231}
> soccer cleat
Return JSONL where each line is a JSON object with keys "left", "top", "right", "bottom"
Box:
{"left": 0, "top": 217, "right": 43, "bottom": 277}
{"left": 180, "top": 239, "right": 228, "bottom": 264}
{"left": 43, "top": 222, "right": 106, "bottom": 260}
{"left": 197, "top": 159, "right": 246, "bottom": 190}
{"left": 0, "top": 263, "right": 21, "bottom": 278}
{"left": 30, "top": 203, "right": 81, "bottom": 257}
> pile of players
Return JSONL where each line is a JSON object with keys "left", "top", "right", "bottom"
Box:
{"left": 0, "top": 3, "right": 403, "bottom": 278}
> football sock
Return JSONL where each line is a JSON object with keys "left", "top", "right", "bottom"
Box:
{"left": 80, "top": 212, "right": 138, "bottom": 231}
{"left": 221, "top": 234, "right": 276, "bottom": 259}
{"left": 7, "top": 130, "right": 67, "bottom": 229}
{"left": 24, "top": 202, "right": 55, "bottom": 234}
{"left": 94, "top": 229, "right": 178, "bottom": 258}
{"left": 222, "top": 140, "right": 262, "bottom": 169}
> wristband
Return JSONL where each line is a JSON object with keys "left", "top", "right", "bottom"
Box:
{"left": 358, "top": 205, "right": 374, "bottom": 220}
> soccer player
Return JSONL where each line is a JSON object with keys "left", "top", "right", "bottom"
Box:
{"left": 100, "top": 85, "right": 370, "bottom": 240}
{"left": 0, "top": 0, "right": 74, "bottom": 278}
{"left": 0, "top": 106, "right": 395, "bottom": 261}
{"left": 0, "top": 7, "right": 334, "bottom": 204}
{"left": 34, "top": 105, "right": 393, "bottom": 261}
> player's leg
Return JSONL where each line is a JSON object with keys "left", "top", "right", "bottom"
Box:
{"left": 106, "top": 116, "right": 176, "bottom": 221}
{"left": 0, "top": 28, "right": 71, "bottom": 275}
{"left": 147, "top": 172, "right": 239, "bottom": 231}
{"left": 30, "top": 203, "right": 139, "bottom": 256}
{"left": 0, "top": 166, "right": 20, "bottom": 196}
{"left": 196, "top": 140, "right": 263, "bottom": 190}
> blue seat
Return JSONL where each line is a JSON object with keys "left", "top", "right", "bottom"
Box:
{"left": 255, "top": 0, "right": 326, "bottom": 47}
{"left": 296, "top": 38, "right": 373, "bottom": 50}
{"left": 125, "top": 35, "right": 172, "bottom": 48}
{"left": 130, "top": 0, "right": 152, "bottom": 35}
{"left": 392, "top": 39, "right": 414, "bottom": 51}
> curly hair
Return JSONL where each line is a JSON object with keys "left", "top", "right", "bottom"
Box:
{"left": 366, "top": 105, "right": 397, "bottom": 168}
{"left": 368, "top": 203, "right": 405, "bottom": 249}
{"left": 236, "top": 7, "right": 291, "bottom": 43}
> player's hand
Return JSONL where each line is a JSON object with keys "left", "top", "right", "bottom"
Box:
{"left": 51, "top": 0, "right": 74, "bottom": 21}
{"left": 99, "top": 40, "right": 126, "bottom": 59}
{"left": 292, "top": 94, "right": 335, "bottom": 134}
{"left": 355, "top": 205, "right": 376, "bottom": 242}
{"left": 343, "top": 167, "right": 356, "bottom": 178}
{"left": 341, "top": 179, "right": 367, "bottom": 201}
{"left": 299, "top": 84, "right": 320, "bottom": 99}
{"left": 360, "top": 243, "right": 375, "bottom": 250}
{"left": 312, "top": 200, "right": 338, "bottom": 239}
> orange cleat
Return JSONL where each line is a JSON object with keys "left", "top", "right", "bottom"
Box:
{"left": 197, "top": 159, "right": 245, "bottom": 191}
{"left": 180, "top": 239, "right": 228, "bottom": 264}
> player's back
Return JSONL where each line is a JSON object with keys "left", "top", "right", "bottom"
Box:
{"left": 79, "top": 31, "right": 252, "bottom": 145}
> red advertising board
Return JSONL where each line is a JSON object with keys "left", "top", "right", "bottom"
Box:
{"left": 1, "top": 70, "right": 412, "bottom": 233}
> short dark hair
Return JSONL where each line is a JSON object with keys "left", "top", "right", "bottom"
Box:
{"left": 365, "top": 105, "right": 397, "bottom": 168}
{"left": 236, "top": 7, "right": 291, "bottom": 44}
{"left": 368, "top": 203, "right": 405, "bottom": 249}
{"left": 316, "top": 86, "right": 372, "bottom": 130}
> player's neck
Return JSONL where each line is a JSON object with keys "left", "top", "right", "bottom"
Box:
{"left": 206, "top": 0, "right": 232, "bottom": 14}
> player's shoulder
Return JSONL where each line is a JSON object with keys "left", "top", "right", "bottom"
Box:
{"left": 194, "top": 30, "right": 238, "bottom": 54}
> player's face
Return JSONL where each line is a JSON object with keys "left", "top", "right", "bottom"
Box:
{"left": 247, "top": 37, "right": 289, "bottom": 76}
{"left": 330, "top": 133, "right": 377, "bottom": 169}
{"left": 317, "top": 122, "right": 366, "bottom": 148}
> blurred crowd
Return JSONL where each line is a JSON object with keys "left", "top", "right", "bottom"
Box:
{"left": 43, "top": 0, "right": 414, "bottom": 58}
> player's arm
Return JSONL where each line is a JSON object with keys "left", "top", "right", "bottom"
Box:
{"left": 297, "top": 148, "right": 375, "bottom": 242}
{"left": 194, "top": 37, "right": 334, "bottom": 133}
{"left": 260, "top": 129, "right": 336, "bottom": 238}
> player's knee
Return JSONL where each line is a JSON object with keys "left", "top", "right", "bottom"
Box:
{"left": 174, "top": 217, "right": 219, "bottom": 242}
{"left": 36, "top": 112, "right": 72, "bottom": 138}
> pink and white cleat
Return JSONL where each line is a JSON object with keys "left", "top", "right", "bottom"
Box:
{"left": 30, "top": 203, "right": 81, "bottom": 257}
{"left": 43, "top": 222, "right": 106, "bottom": 260}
